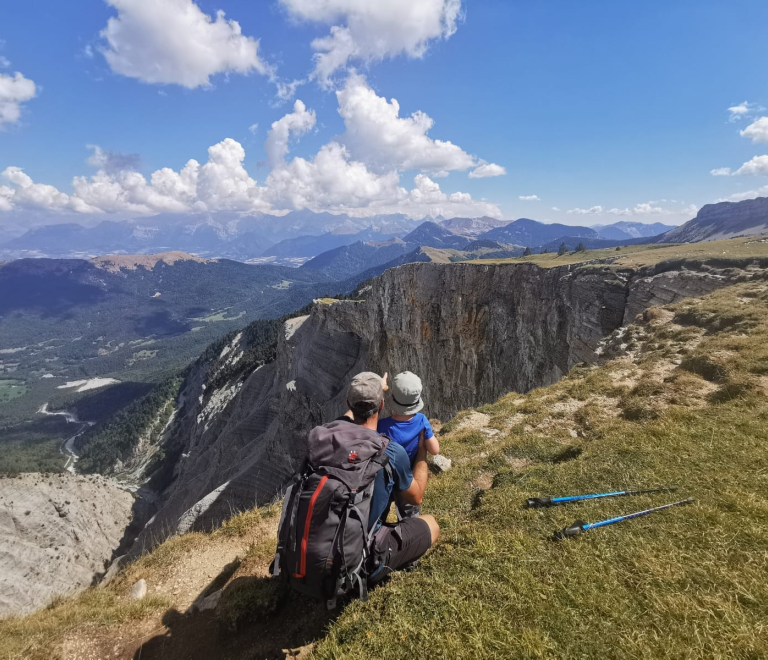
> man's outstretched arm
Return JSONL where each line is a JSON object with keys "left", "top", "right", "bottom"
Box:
{"left": 401, "top": 431, "right": 429, "bottom": 506}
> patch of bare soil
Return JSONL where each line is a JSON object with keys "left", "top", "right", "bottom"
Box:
{"left": 550, "top": 399, "right": 581, "bottom": 415}
{"left": 505, "top": 457, "right": 532, "bottom": 470}
{"left": 92, "top": 252, "right": 210, "bottom": 273}
{"left": 758, "top": 376, "right": 768, "bottom": 397}
{"left": 473, "top": 472, "right": 495, "bottom": 490}
{"left": 455, "top": 412, "right": 490, "bottom": 431}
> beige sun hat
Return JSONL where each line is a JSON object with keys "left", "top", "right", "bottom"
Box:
{"left": 388, "top": 371, "right": 424, "bottom": 415}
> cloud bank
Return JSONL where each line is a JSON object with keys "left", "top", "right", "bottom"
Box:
{"left": 0, "top": 78, "right": 502, "bottom": 220}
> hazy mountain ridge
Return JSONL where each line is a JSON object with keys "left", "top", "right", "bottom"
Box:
{"left": 0, "top": 212, "right": 421, "bottom": 262}
{"left": 1, "top": 210, "right": 683, "bottom": 264}
{"left": 478, "top": 218, "right": 597, "bottom": 245}
{"left": 661, "top": 197, "right": 768, "bottom": 243}
{"left": 593, "top": 220, "right": 674, "bottom": 240}
{"left": 436, "top": 216, "right": 508, "bottom": 238}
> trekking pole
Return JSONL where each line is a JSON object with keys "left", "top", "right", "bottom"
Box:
{"left": 526, "top": 487, "right": 677, "bottom": 508}
{"left": 553, "top": 497, "right": 695, "bottom": 540}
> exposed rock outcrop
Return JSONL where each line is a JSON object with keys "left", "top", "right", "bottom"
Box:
{"left": 130, "top": 258, "right": 767, "bottom": 552}
{"left": 0, "top": 473, "right": 133, "bottom": 617}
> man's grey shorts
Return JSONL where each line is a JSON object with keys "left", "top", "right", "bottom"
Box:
{"left": 368, "top": 517, "right": 432, "bottom": 585}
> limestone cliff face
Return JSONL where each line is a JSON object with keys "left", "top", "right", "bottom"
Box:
{"left": 129, "top": 259, "right": 762, "bottom": 552}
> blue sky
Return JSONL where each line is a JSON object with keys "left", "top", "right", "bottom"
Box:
{"left": 2, "top": 0, "right": 768, "bottom": 226}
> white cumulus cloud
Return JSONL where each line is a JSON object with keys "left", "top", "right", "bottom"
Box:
{"left": 728, "top": 101, "right": 765, "bottom": 123}
{"left": 2, "top": 167, "right": 95, "bottom": 213}
{"left": 710, "top": 167, "right": 732, "bottom": 176}
{"left": 281, "top": 0, "right": 462, "bottom": 86}
{"left": 266, "top": 141, "right": 401, "bottom": 211}
{"left": 0, "top": 71, "right": 37, "bottom": 127}
{"left": 740, "top": 117, "right": 768, "bottom": 143}
{"left": 567, "top": 205, "right": 603, "bottom": 215}
{"left": 728, "top": 101, "right": 750, "bottom": 121}
{"left": 469, "top": 163, "right": 506, "bottom": 178}
{"left": 336, "top": 73, "right": 477, "bottom": 173}
{"left": 733, "top": 155, "right": 768, "bottom": 176}
{"left": 100, "top": 0, "right": 270, "bottom": 88}
{"left": 264, "top": 100, "right": 316, "bottom": 167}
{"left": 518, "top": 194, "right": 539, "bottom": 201}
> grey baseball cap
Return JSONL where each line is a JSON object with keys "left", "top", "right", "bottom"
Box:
{"left": 388, "top": 371, "right": 424, "bottom": 415}
{"left": 347, "top": 371, "right": 384, "bottom": 415}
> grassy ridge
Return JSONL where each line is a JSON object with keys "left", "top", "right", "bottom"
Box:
{"left": 470, "top": 234, "right": 768, "bottom": 269}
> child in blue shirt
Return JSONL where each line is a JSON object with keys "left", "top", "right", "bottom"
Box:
{"left": 378, "top": 371, "right": 440, "bottom": 519}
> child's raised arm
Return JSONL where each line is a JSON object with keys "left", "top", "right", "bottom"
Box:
{"left": 425, "top": 434, "right": 440, "bottom": 456}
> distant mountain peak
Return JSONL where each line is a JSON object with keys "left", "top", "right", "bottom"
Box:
{"left": 437, "top": 216, "right": 508, "bottom": 238}
{"left": 479, "top": 218, "right": 596, "bottom": 247}
{"left": 401, "top": 221, "right": 470, "bottom": 249}
{"left": 92, "top": 251, "right": 211, "bottom": 272}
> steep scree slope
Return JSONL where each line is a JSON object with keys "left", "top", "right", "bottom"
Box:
{"left": 0, "top": 473, "right": 133, "bottom": 617}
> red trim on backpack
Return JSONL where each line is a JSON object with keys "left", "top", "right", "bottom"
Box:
{"left": 293, "top": 474, "right": 328, "bottom": 579}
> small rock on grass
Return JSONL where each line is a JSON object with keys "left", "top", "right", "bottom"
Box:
{"left": 433, "top": 455, "right": 452, "bottom": 472}
{"left": 191, "top": 588, "right": 223, "bottom": 613}
{"left": 130, "top": 579, "right": 147, "bottom": 600}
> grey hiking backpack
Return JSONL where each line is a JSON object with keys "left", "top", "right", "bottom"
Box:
{"left": 271, "top": 419, "right": 391, "bottom": 608}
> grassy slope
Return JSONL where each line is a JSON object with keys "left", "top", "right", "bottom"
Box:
{"left": 316, "top": 280, "right": 768, "bottom": 659}
{"left": 1, "top": 278, "right": 767, "bottom": 659}
{"left": 470, "top": 234, "right": 768, "bottom": 268}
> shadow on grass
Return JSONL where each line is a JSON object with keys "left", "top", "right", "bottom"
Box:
{"left": 132, "top": 565, "right": 339, "bottom": 660}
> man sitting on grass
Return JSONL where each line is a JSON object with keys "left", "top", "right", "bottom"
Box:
{"left": 339, "top": 372, "right": 440, "bottom": 583}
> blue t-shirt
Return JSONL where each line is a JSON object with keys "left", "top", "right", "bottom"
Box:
{"left": 368, "top": 440, "right": 413, "bottom": 531}
{"left": 378, "top": 413, "right": 434, "bottom": 462}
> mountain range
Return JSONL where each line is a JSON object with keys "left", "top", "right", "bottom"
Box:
{"left": 0, "top": 211, "right": 418, "bottom": 262}
{"left": 0, "top": 210, "right": 679, "bottom": 264}
{"left": 592, "top": 221, "right": 675, "bottom": 240}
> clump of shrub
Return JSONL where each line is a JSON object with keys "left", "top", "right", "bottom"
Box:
{"left": 679, "top": 354, "right": 729, "bottom": 383}
{"left": 630, "top": 379, "right": 665, "bottom": 398}
{"left": 619, "top": 395, "right": 660, "bottom": 421}
{"left": 709, "top": 377, "right": 756, "bottom": 404}
{"left": 217, "top": 578, "right": 286, "bottom": 632}
{"left": 749, "top": 356, "right": 768, "bottom": 376}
